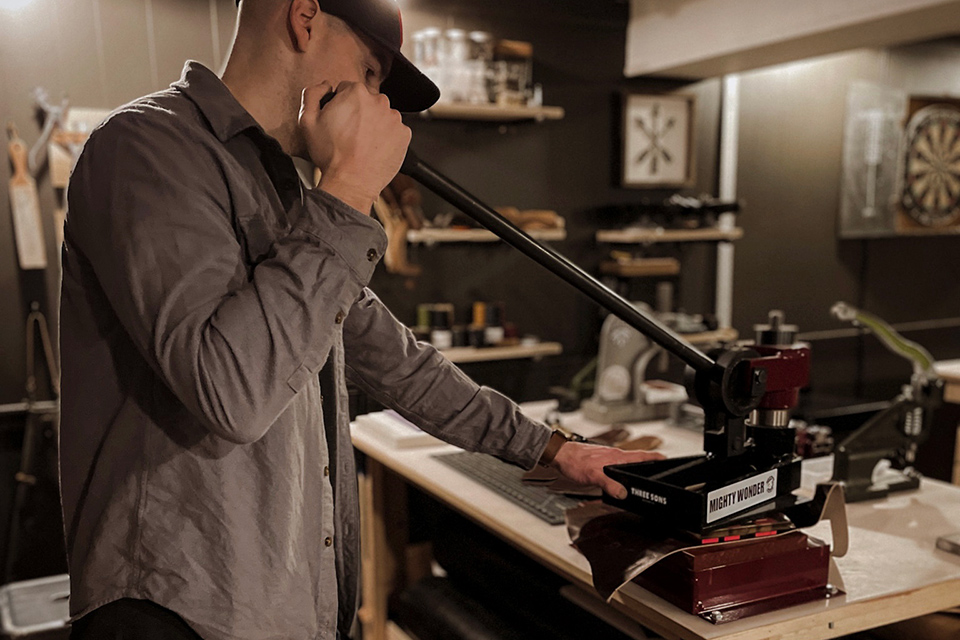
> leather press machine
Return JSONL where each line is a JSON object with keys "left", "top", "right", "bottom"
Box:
{"left": 399, "top": 150, "right": 815, "bottom": 534}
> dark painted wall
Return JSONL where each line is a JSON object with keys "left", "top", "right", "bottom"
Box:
{"left": 732, "top": 43, "right": 960, "bottom": 402}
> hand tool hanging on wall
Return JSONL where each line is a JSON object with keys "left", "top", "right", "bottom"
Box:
{"left": 3, "top": 301, "right": 62, "bottom": 583}
{"left": 7, "top": 123, "right": 47, "bottom": 271}
{"left": 27, "top": 88, "right": 70, "bottom": 177}
{"left": 6, "top": 121, "right": 54, "bottom": 380}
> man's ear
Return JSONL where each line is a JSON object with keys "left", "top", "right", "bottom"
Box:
{"left": 288, "top": 0, "right": 319, "bottom": 53}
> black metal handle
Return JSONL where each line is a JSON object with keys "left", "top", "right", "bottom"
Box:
{"left": 400, "top": 148, "right": 717, "bottom": 375}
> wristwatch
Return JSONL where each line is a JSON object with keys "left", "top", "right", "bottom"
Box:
{"left": 538, "top": 429, "right": 570, "bottom": 467}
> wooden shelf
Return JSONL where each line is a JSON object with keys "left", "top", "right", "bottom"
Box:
{"left": 421, "top": 102, "right": 565, "bottom": 122}
{"left": 0, "top": 400, "right": 58, "bottom": 417}
{"left": 596, "top": 227, "right": 744, "bottom": 244}
{"left": 407, "top": 228, "right": 566, "bottom": 244}
{"left": 599, "top": 257, "right": 681, "bottom": 278}
{"left": 684, "top": 327, "right": 739, "bottom": 345}
{"left": 440, "top": 342, "right": 562, "bottom": 364}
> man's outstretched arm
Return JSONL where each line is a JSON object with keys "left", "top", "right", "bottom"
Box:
{"left": 343, "top": 289, "right": 661, "bottom": 498}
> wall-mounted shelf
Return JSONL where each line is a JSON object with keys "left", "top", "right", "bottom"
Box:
{"left": 407, "top": 228, "right": 566, "bottom": 244}
{"left": 441, "top": 342, "right": 563, "bottom": 364}
{"left": 684, "top": 327, "right": 739, "bottom": 345}
{"left": 599, "top": 257, "right": 681, "bottom": 278}
{"left": 421, "top": 103, "right": 565, "bottom": 122}
{"left": 596, "top": 227, "right": 744, "bottom": 244}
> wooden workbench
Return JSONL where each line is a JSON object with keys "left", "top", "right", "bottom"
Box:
{"left": 353, "top": 403, "right": 960, "bottom": 640}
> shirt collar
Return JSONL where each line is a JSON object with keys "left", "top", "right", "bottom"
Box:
{"left": 172, "top": 61, "right": 261, "bottom": 143}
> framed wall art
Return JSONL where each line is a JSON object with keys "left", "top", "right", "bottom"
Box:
{"left": 620, "top": 93, "right": 695, "bottom": 188}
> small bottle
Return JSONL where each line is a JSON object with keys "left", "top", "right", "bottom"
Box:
{"left": 451, "top": 325, "right": 469, "bottom": 347}
{"left": 430, "top": 304, "right": 455, "bottom": 350}
{"left": 469, "top": 301, "right": 487, "bottom": 347}
{"left": 468, "top": 327, "right": 486, "bottom": 348}
{"left": 500, "top": 321, "right": 520, "bottom": 347}
{"left": 416, "top": 303, "right": 433, "bottom": 332}
{"left": 484, "top": 301, "right": 506, "bottom": 346}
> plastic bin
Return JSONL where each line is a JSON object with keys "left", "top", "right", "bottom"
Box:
{"left": 0, "top": 575, "right": 70, "bottom": 639}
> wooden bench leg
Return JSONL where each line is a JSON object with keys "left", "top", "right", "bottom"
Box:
{"left": 359, "top": 458, "right": 411, "bottom": 640}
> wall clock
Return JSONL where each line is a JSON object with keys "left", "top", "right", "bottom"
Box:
{"left": 620, "top": 94, "right": 695, "bottom": 189}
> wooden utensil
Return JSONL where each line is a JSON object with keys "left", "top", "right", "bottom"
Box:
{"left": 7, "top": 123, "right": 47, "bottom": 270}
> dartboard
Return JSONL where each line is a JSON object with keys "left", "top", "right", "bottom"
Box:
{"left": 900, "top": 105, "right": 960, "bottom": 227}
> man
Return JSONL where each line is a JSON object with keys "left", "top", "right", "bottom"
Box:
{"left": 59, "top": 0, "right": 661, "bottom": 638}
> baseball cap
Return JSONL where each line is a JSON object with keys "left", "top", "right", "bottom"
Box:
{"left": 236, "top": 0, "right": 440, "bottom": 112}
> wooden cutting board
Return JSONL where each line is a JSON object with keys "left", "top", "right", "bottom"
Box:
{"left": 7, "top": 122, "right": 47, "bottom": 270}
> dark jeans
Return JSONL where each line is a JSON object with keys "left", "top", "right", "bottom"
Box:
{"left": 69, "top": 599, "right": 204, "bottom": 640}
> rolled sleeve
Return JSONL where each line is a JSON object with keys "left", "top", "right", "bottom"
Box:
{"left": 298, "top": 188, "right": 387, "bottom": 286}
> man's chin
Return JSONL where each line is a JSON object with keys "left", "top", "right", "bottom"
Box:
{"left": 289, "top": 138, "right": 310, "bottom": 161}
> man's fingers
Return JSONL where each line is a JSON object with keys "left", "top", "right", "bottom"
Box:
{"left": 601, "top": 450, "right": 662, "bottom": 498}
{"left": 604, "top": 480, "right": 628, "bottom": 501}
{"left": 301, "top": 82, "right": 335, "bottom": 119}
{"left": 620, "top": 450, "right": 665, "bottom": 463}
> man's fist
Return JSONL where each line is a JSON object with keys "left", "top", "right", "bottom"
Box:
{"left": 551, "top": 441, "right": 665, "bottom": 500}
{"left": 299, "top": 81, "right": 411, "bottom": 214}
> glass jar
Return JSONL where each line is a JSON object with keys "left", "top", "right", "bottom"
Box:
{"left": 493, "top": 40, "right": 533, "bottom": 106}
{"left": 467, "top": 31, "right": 493, "bottom": 104}
{"left": 413, "top": 27, "right": 443, "bottom": 96}
{"left": 443, "top": 28, "right": 469, "bottom": 103}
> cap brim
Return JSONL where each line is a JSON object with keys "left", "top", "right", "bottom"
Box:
{"left": 380, "top": 52, "right": 440, "bottom": 113}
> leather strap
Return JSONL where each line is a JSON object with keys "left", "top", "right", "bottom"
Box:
{"left": 538, "top": 430, "right": 569, "bottom": 467}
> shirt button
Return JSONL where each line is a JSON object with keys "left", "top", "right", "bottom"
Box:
{"left": 366, "top": 248, "right": 378, "bottom": 262}
{"left": 335, "top": 311, "right": 345, "bottom": 324}
{"left": 323, "top": 466, "right": 330, "bottom": 477}
{"left": 324, "top": 536, "right": 333, "bottom": 547}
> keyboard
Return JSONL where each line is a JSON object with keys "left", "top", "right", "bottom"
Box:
{"left": 433, "top": 451, "right": 580, "bottom": 525}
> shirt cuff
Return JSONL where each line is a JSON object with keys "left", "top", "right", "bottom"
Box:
{"left": 505, "top": 413, "right": 553, "bottom": 470}
{"left": 298, "top": 188, "right": 388, "bottom": 284}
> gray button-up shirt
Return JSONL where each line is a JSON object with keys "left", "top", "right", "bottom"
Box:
{"left": 59, "top": 61, "right": 551, "bottom": 640}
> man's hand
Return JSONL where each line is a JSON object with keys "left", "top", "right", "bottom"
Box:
{"left": 551, "top": 441, "right": 665, "bottom": 500}
{"left": 299, "top": 81, "right": 411, "bottom": 214}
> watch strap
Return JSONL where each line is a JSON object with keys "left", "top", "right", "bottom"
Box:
{"left": 538, "top": 429, "right": 569, "bottom": 467}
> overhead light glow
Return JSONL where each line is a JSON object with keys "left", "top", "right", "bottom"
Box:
{"left": 0, "top": 0, "right": 36, "bottom": 10}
